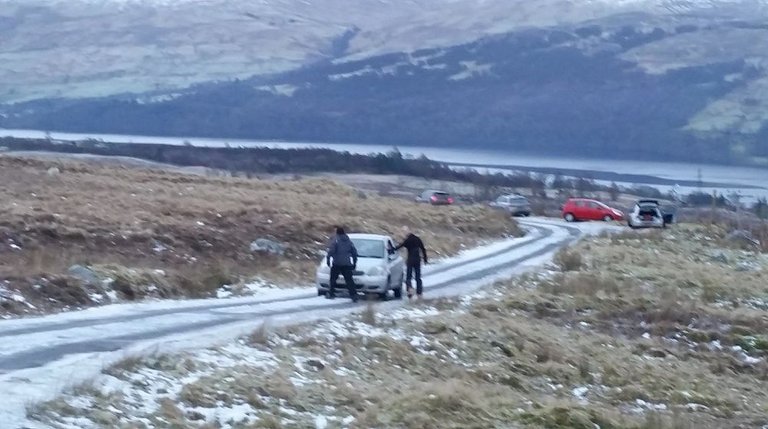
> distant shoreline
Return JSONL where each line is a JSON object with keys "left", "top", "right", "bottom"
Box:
{"left": 441, "top": 161, "right": 765, "bottom": 190}
{"left": 1, "top": 129, "right": 764, "bottom": 192}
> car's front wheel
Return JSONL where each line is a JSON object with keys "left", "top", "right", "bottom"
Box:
{"left": 376, "top": 276, "right": 392, "bottom": 301}
{"left": 393, "top": 274, "right": 404, "bottom": 300}
{"left": 602, "top": 215, "right": 613, "bottom": 222}
{"left": 393, "top": 287, "right": 403, "bottom": 299}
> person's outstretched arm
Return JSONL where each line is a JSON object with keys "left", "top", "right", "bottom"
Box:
{"left": 351, "top": 244, "right": 358, "bottom": 268}
{"left": 419, "top": 237, "right": 428, "bottom": 264}
{"left": 393, "top": 239, "right": 406, "bottom": 251}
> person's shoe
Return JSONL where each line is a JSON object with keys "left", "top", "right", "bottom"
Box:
{"left": 326, "top": 293, "right": 336, "bottom": 300}
{"left": 406, "top": 287, "right": 414, "bottom": 299}
{"left": 351, "top": 294, "right": 358, "bottom": 303}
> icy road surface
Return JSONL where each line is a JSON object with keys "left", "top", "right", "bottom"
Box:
{"left": 0, "top": 217, "right": 616, "bottom": 428}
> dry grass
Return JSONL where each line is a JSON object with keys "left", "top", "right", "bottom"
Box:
{"left": 0, "top": 155, "right": 518, "bottom": 315}
{"left": 248, "top": 322, "right": 271, "bottom": 346}
{"left": 538, "top": 272, "right": 623, "bottom": 296}
{"left": 25, "top": 398, "right": 77, "bottom": 422}
{"left": 641, "top": 411, "right": 699, "bottom": 429}
{"left": 553, "top": 246, "right": 584, "bottom": 271}
{"left": 157, "top": 398, "right": 185, "bottom": 422}
{"left": 102, "top": 354, "right": 143, "bottom": 377}
{"left": 252, "top": 414, "right": 284, "bottom": 429}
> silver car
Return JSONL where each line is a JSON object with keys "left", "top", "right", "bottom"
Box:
{"left": 627, "top": 199, "right": 665, "bottom": 229}
{"left": 316, "top": 233, "right": 405, "bottom": 300}
{"left": 490, "top": 194, "right": 531, "bottom": 217}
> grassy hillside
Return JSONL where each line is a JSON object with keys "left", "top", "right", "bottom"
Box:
{"left": 0, "top": 155, "right": 519, "bottom": 317}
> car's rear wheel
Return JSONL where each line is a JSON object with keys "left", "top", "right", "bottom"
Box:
{"left": 564, "top": 213, "right": 575, "bottom": 222}
{"left": 317, "top": 289, "right": 326, "bottom": 297}
{"left": 602, "top": 215, "right": 613, "bottom": 222}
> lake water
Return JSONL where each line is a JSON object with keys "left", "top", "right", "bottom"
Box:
{"left": 2, "top": 128, "right": 766, "bottom": 204}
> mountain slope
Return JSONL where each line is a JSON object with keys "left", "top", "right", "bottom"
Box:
{"left": 1, "top": 0, "right": 768, "bottom": 165}
{"left": 0, "top": 0, "right": 732, "bottom": 103}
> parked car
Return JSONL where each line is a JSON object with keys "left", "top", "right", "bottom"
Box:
{"left": 416, "top": 190, "right": 454, "bottom": 205}
{"left": 561, "top": 198, "right": 624, "bottom": 222}
{"left": 627, "top": 199, "right": 670, "bottom": 229}
{"left": 316, "top": 233, "right": 405, "bottom": 300}
{"left": 490, "top": 194, "right": 531, "bottom": 216}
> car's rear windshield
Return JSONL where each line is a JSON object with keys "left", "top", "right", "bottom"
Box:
{"left": 433, "top": 192, "right": 449, "bottom": 196}
{"left": 351, "top": 238, "right": 385, "bottom": 258}
{"left": 511, "top": 196, "right": 527, "bottom": 202}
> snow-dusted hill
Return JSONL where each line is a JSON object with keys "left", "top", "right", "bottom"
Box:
{"left": 2, "top": 0, "right": 768, "bottom": 165}
{"left": 0, "top": 0, "right": 745, "bottom": 103}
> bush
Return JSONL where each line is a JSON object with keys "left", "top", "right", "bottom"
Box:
{"left": 248, "top": 322, "right": 270, "bottom": 345}
{"left": 553, "top": 247, "right": 584, "bottom": 272}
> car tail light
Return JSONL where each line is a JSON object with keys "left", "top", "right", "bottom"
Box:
{"left": 447, "top": 197, "right": 454, "bottom": 204}
{"left": 430, "top": 195, "right": 437, "bottom": 202}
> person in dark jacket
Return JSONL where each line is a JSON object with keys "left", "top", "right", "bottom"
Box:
{"left": 326, "top": 227, "right": 359, "bottom": 302}
{"left": 394, "top": 226, "right": 428, "bottom": 299}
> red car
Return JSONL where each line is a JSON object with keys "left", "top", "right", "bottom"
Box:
{"left": 416, "top": 190, "right": 454, "bottom": 205}
{"left": 561, "top": 198, "right": 624, "bottom": 222}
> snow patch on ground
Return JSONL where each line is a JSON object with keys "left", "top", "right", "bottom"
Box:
{"left": 35, "top": 344, "right": 279, "bottom": 429}
{"left": 216, "top": 278, "right": 290, "bottom": 299}
{"left": 448, "top": 60, "right": 494, "bottom": 80}
{"left": 631, "top": 399, "right": 669, "bottom": 413}
{"left": 255, "top": 84, "right": 300, "bottom": 97}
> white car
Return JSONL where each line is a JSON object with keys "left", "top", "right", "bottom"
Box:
{"left": 316, "top": 233, "right": 405, "bottom": 300}
{"left": 627, "top": 199, "right": 665, "bottom": 229}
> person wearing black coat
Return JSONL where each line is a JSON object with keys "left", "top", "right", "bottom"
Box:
{"left": 394, "top": 227, "right": 428, "bottom": 299}
{"left": 326, "top": 226, "right": 359, "bottom": 302}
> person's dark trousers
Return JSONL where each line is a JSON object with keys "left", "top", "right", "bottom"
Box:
{"left": 406, "top": 262, "right": 423, "bottom": 297}
{"left": 330, "top": 265, "right": 358, "bottom": 302}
